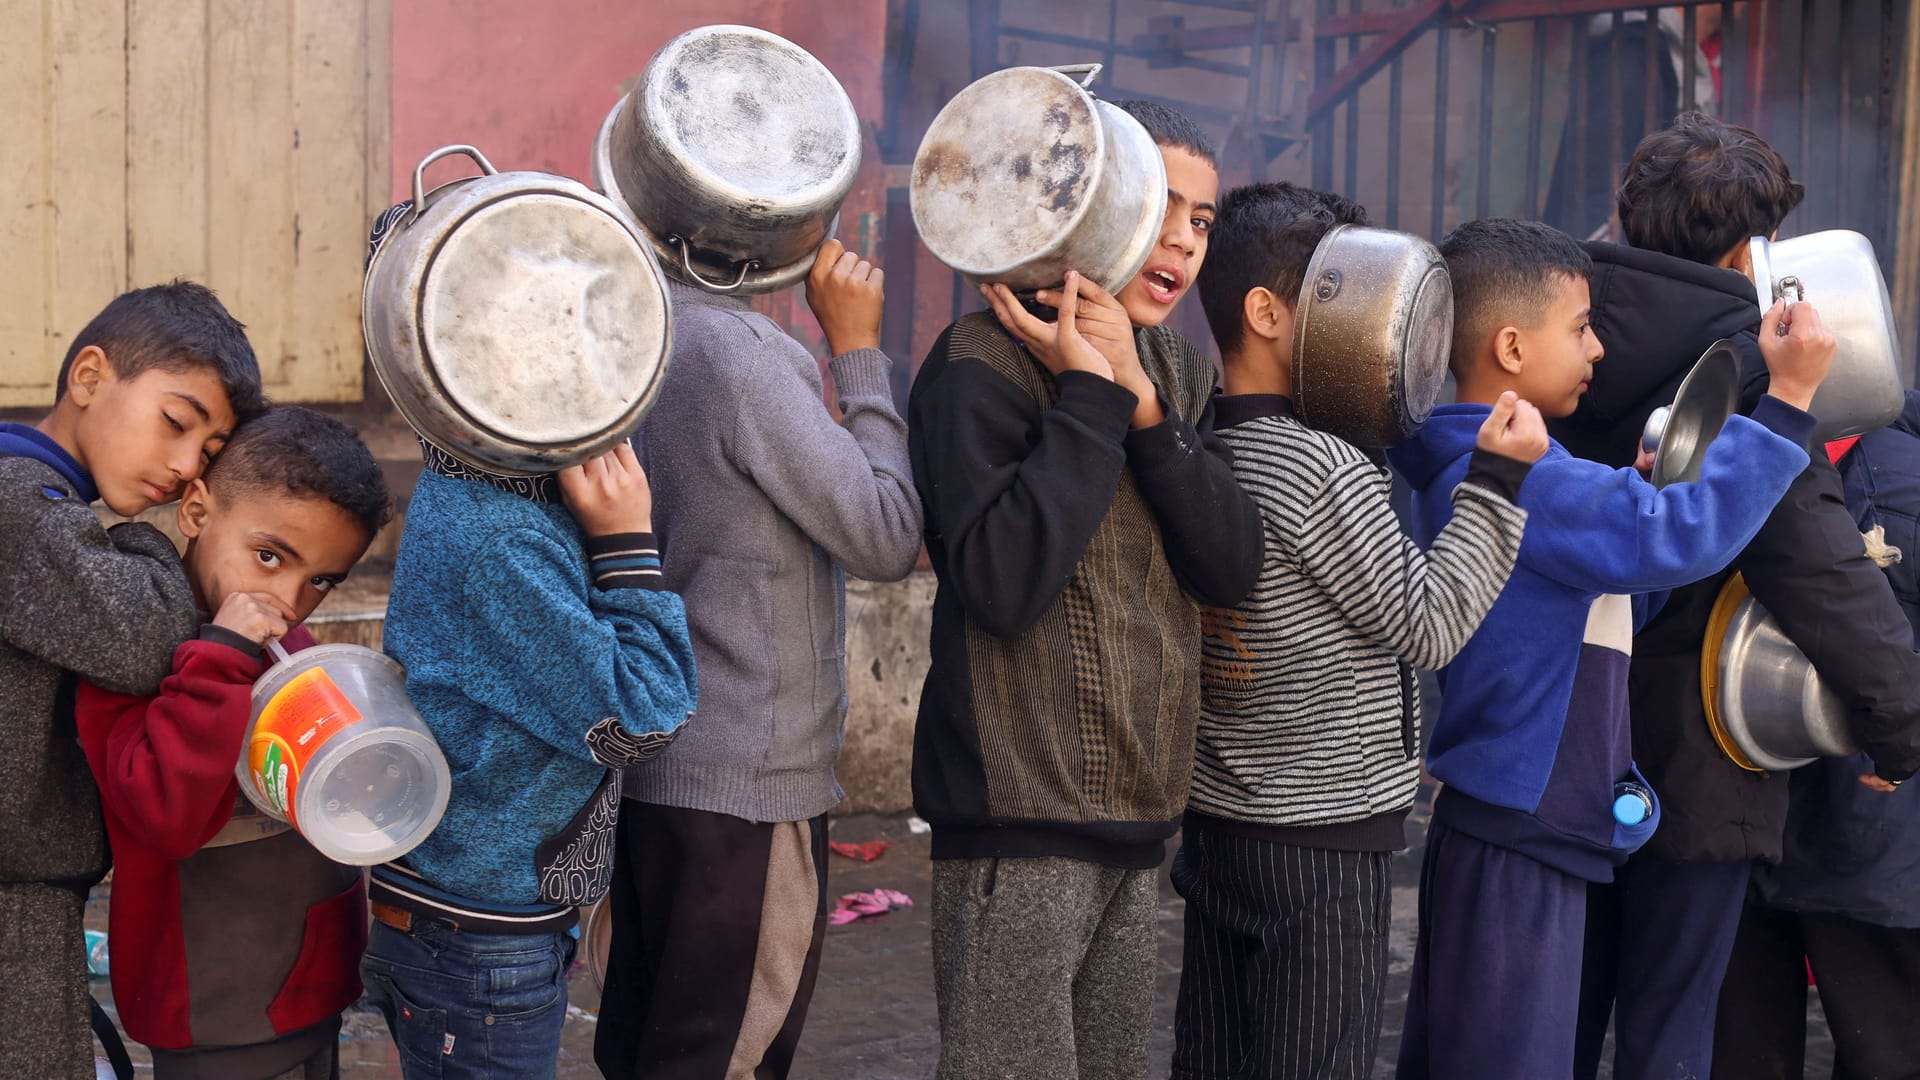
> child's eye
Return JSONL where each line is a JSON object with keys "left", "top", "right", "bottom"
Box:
{"left": 1193, "top": 217, "right": 1212, "bottom": 233}
{"left": 255, "top": 549, "right": 281, "bottom": 569}
{"left": 310, "top": 577, "right": 336, "bottom": 594}
{"left": 165, "top": 413, "right": 185, "bottom": 432}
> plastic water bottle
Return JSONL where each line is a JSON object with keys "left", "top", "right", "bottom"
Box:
{"left": 84, "top": 930, "right": 109, "bottom": 977}
{"left": 1613, "top": 781, "right": 1655, "bottom": 827}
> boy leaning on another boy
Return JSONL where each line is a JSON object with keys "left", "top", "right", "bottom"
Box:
{"left": 1175, "top": 182, "right": 1541, "bottom": 1080}
{"left": 77, "top": 407, "right": 393, "bottom": 1080}
{"left": 1388, "top": 218, "right": 1836, "bottom": 1079}
{"left": 0, "top": 281, "right": 264, "bottom": 1080}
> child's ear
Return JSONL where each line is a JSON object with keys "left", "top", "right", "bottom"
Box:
{"left": 176, "top": 478, "right": 214, "bottom": 539}
{"left": 65, "top": 346, "right": 110, "bottom": 406}
{"left": 1492, "top": 325, "right": 1526, "bottom": 377}
{"left": 1242, "top": 287, "right": 1290, "bottom": 343}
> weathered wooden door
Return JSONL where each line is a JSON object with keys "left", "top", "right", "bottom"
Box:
{"left": 0, "top": 0, "right": 390, "bottom": 407}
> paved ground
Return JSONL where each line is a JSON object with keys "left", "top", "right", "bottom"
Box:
{"left": 86, "top": 795, "right": 1835, "bottom": 1078}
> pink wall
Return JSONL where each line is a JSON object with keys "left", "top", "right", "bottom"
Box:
{"left": 388, "top": 2, "right": 893, "bottom": 354}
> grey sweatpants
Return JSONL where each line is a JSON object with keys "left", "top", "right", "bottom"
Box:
{"left": 0, "top": 882, "right": 94, "bottom": 1080}
{"left": 931, "top": 856, "right": 1159, "bottom": 1080}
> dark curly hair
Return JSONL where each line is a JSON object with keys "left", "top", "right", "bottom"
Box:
{"left": 1439, "top": 218, "right": 1592, "bottom": 371}
{"left": 58, "top": 280, "right": 265, "bottom": 422}
{"left": 1197, "top": 182, "right": 1371, "bottom": 355}
{"left": 1617, "top": 111, "right": 1805, "bottom": 266}
{"left": 205, "top": 407, "right": 394, "bottom": 540}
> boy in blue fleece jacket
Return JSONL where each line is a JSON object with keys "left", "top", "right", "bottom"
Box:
{"left": 1386, "top": 219, "right": 1834, "bottom": 1079}
{"left": 361, "top": 440, "right": 697, "bottom": 1080}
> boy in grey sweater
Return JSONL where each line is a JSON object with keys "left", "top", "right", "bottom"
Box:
{"left": 0, "top": 281, "right": 262, "bottom": 1079}
{"left": 594, "top": 237, "right": 922, "bottom": 1079}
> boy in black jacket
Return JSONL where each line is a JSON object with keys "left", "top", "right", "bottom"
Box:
{"left": 1550, "top": 111, "right": 1920, "bottom": 1080}
{"left": 909, "top": 102, "right": 1262, "bottom": 1079}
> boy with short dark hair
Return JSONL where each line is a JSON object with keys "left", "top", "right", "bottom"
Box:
{"left": 1552, "top": 112, "right": 1920, "bottom": 1080}
{"left": 0, "top": 280, "right": 262, "bottom": 1080}
{"left": 1387, "top": 218, "right": 1832, "bottom": 1078}
{"left": 910, "top": 102, "right": 1263, "bottom": 1079}
{"left": 1176, "top": 183, "right": 1540, "bottom": 1080}
{"left": 76, "top": 406, "right": 391, "bottom": 1080}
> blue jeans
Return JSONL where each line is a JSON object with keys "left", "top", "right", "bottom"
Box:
{"left": 361, "top": 917, "right": 575, "bottom": 1080}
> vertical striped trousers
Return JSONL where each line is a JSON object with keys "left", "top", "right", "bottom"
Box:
{"left": 1170, "top": 820, "right": 1393, "bottom": 1080}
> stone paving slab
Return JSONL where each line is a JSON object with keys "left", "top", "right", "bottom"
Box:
{"left": 86, "top": 802, "right": 1831, "bottom": 1078}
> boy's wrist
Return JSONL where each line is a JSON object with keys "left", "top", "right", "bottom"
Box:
{"left": 1463, "top": 448, "right": 1534, "bottom": 503}
{"left": 197, "top": 624, "right": 264, "bottom": 659}
{"left": 584, "top": 532, "right": 664, "bottom": 591}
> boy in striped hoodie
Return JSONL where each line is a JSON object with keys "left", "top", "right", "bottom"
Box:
{"left": 1177, "top": 183, "right": 1541, "bottom": 1080}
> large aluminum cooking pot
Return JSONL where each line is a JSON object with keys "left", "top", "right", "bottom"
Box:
{"left": 364, "top": 145, "right": 673, "bottom": 476}
{"left": 1702, "top": 574, "right": 1856, "bottom": 772}
{"left": 592, "top": 25, "right": 861, "bottom": 295}
{"left": 1644, "top": 340, "right": 1745, "bottom": 488}
{"left": 1290, "top": 225, "right": 1453, "bottom": 448}
{"left": 1750, "top": 231, "right": 1905, "bottom": 443}
{"left": 910, "top": 63, "right": 1166, "bottom": 296}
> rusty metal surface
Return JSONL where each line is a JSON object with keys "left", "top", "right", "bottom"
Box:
{"left": 364, "top": 150, "right": 672, "bottom": 476}
{"left": 595, "top": 25, "right": 861, "bottom": 295}
{"left": 1291, "top": 224, "right": 1453, "bottom": 448}
{"left": 910, "top": 66, "right": 1165, "bottom": 294}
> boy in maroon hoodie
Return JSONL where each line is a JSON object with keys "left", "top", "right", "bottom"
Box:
{"left": 76, "top": 406, "right": 392, "bottom": 1080}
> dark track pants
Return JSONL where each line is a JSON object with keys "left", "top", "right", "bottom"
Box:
{"left": 1395, "top": 820, "right": 1587, "bottom": 1079}
{"left": 1574, "top": 855, "right": 1750, "bottom": 1080}
{"left": 1170, "top": 823, "right": 1393, "bottom": 1080}
{"left": 593, "top": 803, "right": 829, "bottom": 1080}
{"left": 1713, "top": 899, "right": 1920, "bottom": 1080}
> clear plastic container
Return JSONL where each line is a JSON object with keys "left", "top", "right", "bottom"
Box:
{"left": 237, "top": 643, "right": 450, "bottom": 866}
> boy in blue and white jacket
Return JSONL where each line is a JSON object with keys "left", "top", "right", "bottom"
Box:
{"left": 362, "top": 441, "right": 697, "bottom": 1080}
{"left": 1386, "top": 219, "right": 1833, "bottom": 1079}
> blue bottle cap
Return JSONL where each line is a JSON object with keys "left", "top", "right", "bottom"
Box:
{"left": 1613, "top": 792, "right": 1649, "bottom": 826}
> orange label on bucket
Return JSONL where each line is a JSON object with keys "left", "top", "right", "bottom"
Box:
{"left": 247, "top": 667, "right": 362, "bottom": 826}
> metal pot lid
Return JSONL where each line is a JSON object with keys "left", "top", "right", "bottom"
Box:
{"left": 418, "top": 189, "right": 670, "bottom": 449}
{"left": 1704, "top": 573, "right": 1856, "bottom": 773}
{"left": 910, "top": 66, "right": 1109, "bottom": 281}
{"left": 1649, "top": 339, "right": 1744, "bottom": 488}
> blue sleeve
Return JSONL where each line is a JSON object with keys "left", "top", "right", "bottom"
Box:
{"left": 1518, "top": 398, "right": 1813, "bottom": 595}
{"left": 457, "top": 528, "right": 697, "bottom": 764}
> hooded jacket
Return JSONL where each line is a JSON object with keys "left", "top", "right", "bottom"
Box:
{"left": 1390, "top": 397, "right": 1810, "bottom": 880}
{"left": 1549, "top": 243, "right": 1920, "bottom": 864}
{"left": 1758, "top": 392, "right": 1920, "bottom": 927}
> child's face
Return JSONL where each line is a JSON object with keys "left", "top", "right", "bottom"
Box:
{"left": 1512, "top": 274, "right": 1604, "bottom": 419}
{"left": 177, "top": 484, "right": 370, "bottom": 626}
{"left": 65, "top": 348, "right": 237, "bottom": 516}
{"left": 1116, "top": 145, "right": 1218, "bottom": 328}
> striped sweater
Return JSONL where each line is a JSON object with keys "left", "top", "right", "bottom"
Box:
{"left": 1190, "top": 396, "right": 1528, "bottom": 846}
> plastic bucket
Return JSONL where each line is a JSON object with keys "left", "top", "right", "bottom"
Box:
{"left": 236, "top": 643, "right": 451, "bottom": 866}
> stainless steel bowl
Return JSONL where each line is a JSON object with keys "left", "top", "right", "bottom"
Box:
{"left": 1703, "top": 574, "right": 1856, "bottom": 773}
{"left": 1647, "top": 340, "right": 1745, "bottom": 488}
{"left": 1291, "top": 225, "right": 1453, "bottom": 448}
{"left": 909, "top": 64, "right": 1166, "bottom": 296}
{"left": 593, "top": 25, "right": 861, "bottom": 295}
{"left": 1750, "top": 231, "right": 1905, "bottom": 443}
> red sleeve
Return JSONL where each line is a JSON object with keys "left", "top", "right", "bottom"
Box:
{"left": 76, "top": 638, "right": 266, "bottom": 862}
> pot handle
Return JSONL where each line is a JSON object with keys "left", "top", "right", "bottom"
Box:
{"left": 667, "top": 235, "right": 759, "bottom": 294}
{"left": 412, "top": 145, "right": 499, "bottom": 217}
{"left": 1772, "top": 275, "right": 1806, "bottom": 337}
{"left": 1049, "top": 63, "right": 1103, "bottom": 89}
